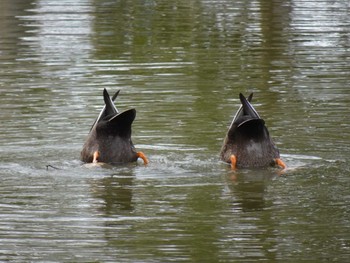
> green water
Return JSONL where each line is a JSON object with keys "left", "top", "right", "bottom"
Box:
{"left": 0, "top": 0, "right": 349, "bottom": 262}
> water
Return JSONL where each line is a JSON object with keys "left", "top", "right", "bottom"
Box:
{"left": 1, "top": 0, "right": 349, "bottom": 262}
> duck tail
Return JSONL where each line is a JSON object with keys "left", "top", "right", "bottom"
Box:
{"left": 239, "top": 93, "right": 260, "bottom": 119}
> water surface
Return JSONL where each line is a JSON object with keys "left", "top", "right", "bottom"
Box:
{"left": 0, "top": 0, "right": 349, "bottom": 262}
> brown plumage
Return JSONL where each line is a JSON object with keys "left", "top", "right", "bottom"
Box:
{"left": 220, "top": 93, "right": 285, "bottom": 169}
{"left": 81, "top": 89, "right": 148, "bottom": 165}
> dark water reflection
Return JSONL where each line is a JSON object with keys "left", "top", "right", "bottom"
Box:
{"left": 1, "top": 0, "right": 349, "bottom": 262}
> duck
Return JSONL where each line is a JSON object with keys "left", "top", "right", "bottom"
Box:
{"left": 81, "top": 88, "right": 149, "bottom": 165}
{"left": 220, "top": 93, "right": 286, "bottom": 169}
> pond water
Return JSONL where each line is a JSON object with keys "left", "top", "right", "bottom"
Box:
{"left": 0, "top": 0, "right": 349, "bottom": 262}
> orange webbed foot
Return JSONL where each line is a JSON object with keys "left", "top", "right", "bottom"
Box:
{"left": 93, "top": 151, "right": 100, "bottom": 163}
{"left": 230, "top": 155, "right": 237, "bottom": 170}
{"left": 275, "top": 158, "right": 286, "bottom": 169}
{"left": 137, "top": 152, "right": 149, "bottom": 165}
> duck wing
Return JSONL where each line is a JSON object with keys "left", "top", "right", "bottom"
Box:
{"left": 97, "top": 109, "right": 136, "bottom": 138}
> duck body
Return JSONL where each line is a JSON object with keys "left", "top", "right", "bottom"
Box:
{"left": 81, "top": 89, "right": 148, "bottom": 165}
{"left": 220, "top": 93, "right": 285, "bottom": 169}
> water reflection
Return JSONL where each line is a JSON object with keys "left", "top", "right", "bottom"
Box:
{"left": 0, "top": 0, "right": 349, "bottom": 262}
{"left": 90, "top": 171, "right": 135, "bottom": 215}
{"left": 221, "top": 169, "right": 279, "bottom": 261}
{"left": 0, "top": 0, "right": 35, "bottom": 56}
{"left": 225, "top": 169, "right": 278, "bottom": 211}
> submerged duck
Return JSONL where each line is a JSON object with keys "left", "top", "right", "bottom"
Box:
{"left": 220, "top": 93, "right": 286, "bottom": 169}
{"left": 81, "top": 89, "right": 148, "bottom": 165}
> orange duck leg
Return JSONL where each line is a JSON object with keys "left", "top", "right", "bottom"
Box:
{"left": 230, "top": 155, "right": 237, "bottom": 170}
{"left": 137, "top": 152, "right": 149, "bottom": 165}
{"left": 93, "top": 151, "right": 100, "bottom": 163}
{"left": 275, "top": 158, "right": 286, "bottom": 169}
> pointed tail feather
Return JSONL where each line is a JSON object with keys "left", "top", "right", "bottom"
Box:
{"left": 230, "top": 92, "right": 254, "bottom": 129}
{"left": 239, "top": 93, "right": 260, "bottom": 119}
{"left": 90, "top": 89, "right": 120, "bottom": 132}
